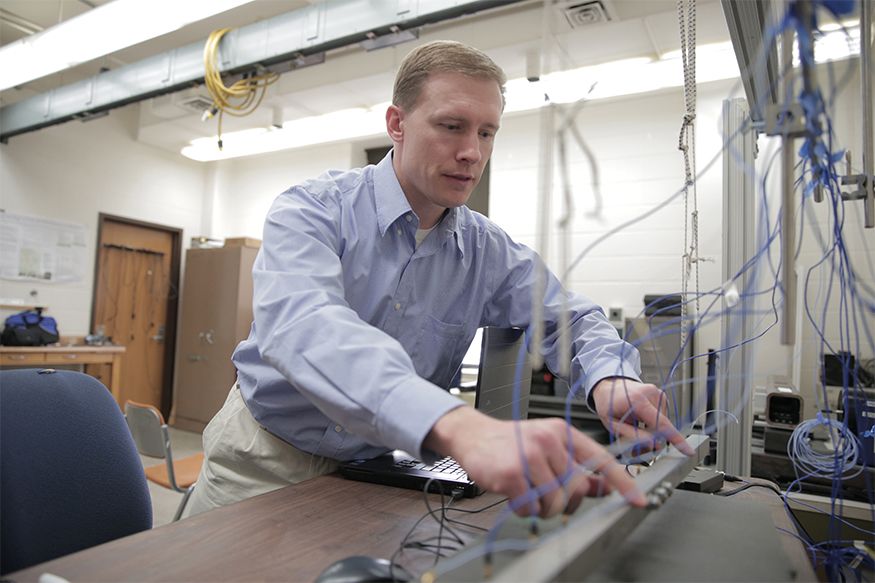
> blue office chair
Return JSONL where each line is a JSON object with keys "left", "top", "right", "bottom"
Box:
{"left": 0, "top": 369, "right": 153, "bottom": 575}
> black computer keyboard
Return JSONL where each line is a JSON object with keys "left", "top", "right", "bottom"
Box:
{"left": 394, "top": 455, "right": 467, "bottom": 476}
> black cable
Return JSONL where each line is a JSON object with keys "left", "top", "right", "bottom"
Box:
{"left": 443, "top": 496, "right": 509, "bottom": 515}
{"left": 717, "top": 479, "right": 817, "bottom": 547}
{"left": 389, "top": 479, "right": 469, "bottom": 579}
{"left": 422, "top": 484, "right": 463, "bottom": 563}
{"left": 716, "top": 481, "right": 782, "bottom": 497}
{"left": 440, "top": 496, "right": 509, "bottom": 531}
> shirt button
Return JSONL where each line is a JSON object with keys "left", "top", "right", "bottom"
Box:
{"left": 334, "top": 425, "right": 343, "bottom": 433}
{"left": 405, "top": 215, "right": 412, "bottom": 222}
{"left": 396, "top": 228, "right": 402, "bottom": 235}
{"left": 394, "top": 302, "right": 401, "bottom": 311}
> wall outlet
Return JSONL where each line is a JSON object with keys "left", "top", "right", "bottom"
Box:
{"left": 609, "top": 307, "right": 623, "bottom": 322}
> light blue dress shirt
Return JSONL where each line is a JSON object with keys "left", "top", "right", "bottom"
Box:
{"left": 233, "top": 151, "right": 641, "bottom": 462}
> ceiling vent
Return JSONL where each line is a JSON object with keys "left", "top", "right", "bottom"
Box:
{"left": 148, "top": 90, "right": 214, "bottom": 120}
{"left": 177, "top": 95, "right": 215, "bottom": 113}
{"left": 559, "top": 0, "right": 615, "bottom": 28}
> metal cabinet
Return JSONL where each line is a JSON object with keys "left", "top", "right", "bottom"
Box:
{"left": 171, "top": 243, "right": 258, "bottom": 432}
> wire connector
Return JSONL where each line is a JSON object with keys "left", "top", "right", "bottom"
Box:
{"left": 201, "top": 106, "right": 218, "bottom": 122}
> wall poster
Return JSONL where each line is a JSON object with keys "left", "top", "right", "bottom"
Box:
{"left": 0, "top": 211, "right": 87, "bottom": 283}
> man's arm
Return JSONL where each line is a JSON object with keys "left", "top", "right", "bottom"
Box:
{"left": 477, "top": 227, "right": 690, "bottom": 455}
{"left": 424, "top": 406, "right": 647, "bottom": 518}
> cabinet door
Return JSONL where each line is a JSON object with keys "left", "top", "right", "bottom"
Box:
{"left": 173, "top": 247, "right": 248, "bottom": 430}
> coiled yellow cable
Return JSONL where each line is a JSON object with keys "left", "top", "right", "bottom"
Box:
{"left": 203, "top": 28, "right": 280, "bottom": 150}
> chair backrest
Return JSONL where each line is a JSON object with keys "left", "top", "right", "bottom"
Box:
{"left": 124, "top": 400, "right": 169, "bottom": 459}
{"left": 124, "top": 400, "right": 186, "bottom": 491}
{"left": 0, "top": 369, "right": 152, "bottom": 575}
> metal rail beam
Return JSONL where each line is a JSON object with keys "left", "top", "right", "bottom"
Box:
{"left": 442, "top": 435, "right": 709, "bottom": 583}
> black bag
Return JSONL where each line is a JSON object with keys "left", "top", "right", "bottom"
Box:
{"left": 1, "top": 310, "right": 60, "bottom": 346}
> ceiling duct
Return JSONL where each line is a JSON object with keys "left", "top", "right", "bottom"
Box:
{"left": 0, "top": 0, "right": 525, "bottom": 142}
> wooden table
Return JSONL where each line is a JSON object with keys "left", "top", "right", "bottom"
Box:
{"left": 8, "top": 474, "right": 818, "bottom": 583}
{"left": 0, "top": 345, "right": 125, "bottom": 404}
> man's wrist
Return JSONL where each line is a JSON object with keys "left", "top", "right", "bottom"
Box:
{"left": 589, "top": 376, "right": 635, "bottom": 411}
{"left": 423, "top": 405, "right": 478, "bottom": 459}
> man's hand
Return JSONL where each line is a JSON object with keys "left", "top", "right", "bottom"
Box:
{"left": 424, "top": 407, "right": 647, "bottom": 518}
{"left": 590, "top": 377, "right": 694, "bottom": 455}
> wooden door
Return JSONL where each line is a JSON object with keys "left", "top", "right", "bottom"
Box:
{"left": 91, "top": 215, "right": 181, "bottom": 415}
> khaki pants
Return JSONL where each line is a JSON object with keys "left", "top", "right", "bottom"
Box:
{"left": 184, "top": 384, "right": 339, "bottom": 517}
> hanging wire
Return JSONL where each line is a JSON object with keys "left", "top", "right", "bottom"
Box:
{"left": 203, "top": 28, "right": 281, "bottom": 150}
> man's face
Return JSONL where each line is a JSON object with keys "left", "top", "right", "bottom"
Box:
{"left": 387, "top": 72, "right": 503, "bottom": 228}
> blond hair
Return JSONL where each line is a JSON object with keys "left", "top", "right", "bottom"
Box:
{"left": 392, "top": 40, "right": 506, "bottom": 111}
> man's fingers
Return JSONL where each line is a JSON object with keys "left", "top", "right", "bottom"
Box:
{"left": 606, "top": 420, "right": 659, "bottom": 452}
{"left": 527, "top": 455, "right": 568, "bottom": 518}
{"left": 570, "top": 430, "right": 646, "bottom": 507}
{"left": 602, "top": 382, "right": 693, "bottom": 457}
{"left": 562, "top": 474, "right": 611, "bottom": 515}
{"left": 632, "top": 400, "right": 694, "bottom": 455}
{"left": 511, "top": 422, "right": 621, "bottom": 518}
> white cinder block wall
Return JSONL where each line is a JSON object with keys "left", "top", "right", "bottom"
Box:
{"left": 0, "top": 106, "right": 205, "bottom": 334}
{"left": 210, "top": 141, "right": 360, "bottom": 239}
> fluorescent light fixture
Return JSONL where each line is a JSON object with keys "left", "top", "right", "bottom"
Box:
{"left": 507, "top": 44, "right": 741, "bottom": 114}
{"left": 0, "top": 0, "right": 256, "bottom": 92}
{"left": 182, "top": 104, "right": 391, "bottom": 162}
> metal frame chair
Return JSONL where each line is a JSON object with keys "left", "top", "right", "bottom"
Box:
{"left": 124, "top": 400, "right": 204, "bottom": 522}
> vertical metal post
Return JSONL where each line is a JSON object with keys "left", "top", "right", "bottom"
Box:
{"left": 531, "top": 102, "right": 554, "bottom": 370}
{"left": 531, "top": 0, "right": 554, "bottom": 369}
{"left": 718, "top": 98, "right": 755, "bottom": 477}
{"left": 795, "top": 0, "right": 824, "bottom": 203}
{"left": 780, "top": 24, "right": 797, "bottom": 345}
{"left": 862, "top": 0, "right": 874, "bottom": 228}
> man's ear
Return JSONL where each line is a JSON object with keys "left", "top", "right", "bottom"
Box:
{"left": 386, "top": 104, "right": 404, "bottom": 142}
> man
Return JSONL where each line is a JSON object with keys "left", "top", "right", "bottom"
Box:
{"left": 186, "top": 40, "right": 691, "bottom": 519}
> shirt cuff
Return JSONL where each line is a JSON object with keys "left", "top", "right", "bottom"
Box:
{"left": 583, "top": 363, "right": 642, "bottom": 411}
{"left": 375, "top": 375, "right": 466, "bottom": 463}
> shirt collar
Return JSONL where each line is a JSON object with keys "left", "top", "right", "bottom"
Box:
{"left": 373, "top": 150, "right": 413, "bottom": 236}
{"left": 372, "top": 150, "right": 466, "bottom": 257}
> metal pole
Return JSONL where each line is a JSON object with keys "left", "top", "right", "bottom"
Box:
{"left": 717, "top": 98, "right": 755, "bottom": 478}
{"left": 862, "top": 0, "right": 874, "bottom": 227}
{"left": 781, "top": 24, "right": 797, "bottom": 346}
{"left": 795, "top": 0, "right": 824, "bottom": 203}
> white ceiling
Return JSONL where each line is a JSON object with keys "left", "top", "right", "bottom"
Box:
{"left": 0, "top": 0, "right": 729, "bottom": 156}
{"left": 0, "top": 0, "right": 313, "bottom": 102}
